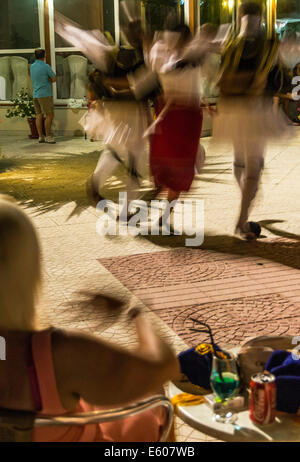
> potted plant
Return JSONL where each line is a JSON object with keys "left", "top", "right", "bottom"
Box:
{"left": 5, "top": 89, "right": 43, "bottom": 139}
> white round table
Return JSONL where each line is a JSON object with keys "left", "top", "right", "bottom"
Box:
{"left": 168, "top": 381, "right": 300, "bottom": 442}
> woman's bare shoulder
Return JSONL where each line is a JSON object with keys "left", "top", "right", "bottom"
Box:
{"left": 51, "top": 327, "right": 128, "bottom": 374}
{"left": 50, "top": 328, "right": 117, "bottom": 408}
{"left": 49, "top": 319, "right": 179, "bottom": 407}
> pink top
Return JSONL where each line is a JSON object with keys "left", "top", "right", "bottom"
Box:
{"left": 31, "top": 329, "right": 165, "bottom": 442}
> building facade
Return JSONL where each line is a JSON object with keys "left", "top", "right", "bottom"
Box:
{"left": 0, "top": 0, "right": 298, "bottom": 134}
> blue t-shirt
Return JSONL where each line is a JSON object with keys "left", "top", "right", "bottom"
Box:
{"left": 30, "top": 60, "right": 56, "bottom": 98}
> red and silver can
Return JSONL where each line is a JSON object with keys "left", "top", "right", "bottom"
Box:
{"left": 249, "top": 372, "right": 276, "bottom": 425}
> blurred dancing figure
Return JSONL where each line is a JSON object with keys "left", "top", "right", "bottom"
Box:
{"left": 148, "top": 25, "right": 204, "bottom": 220}
{"left": 146, "top": 21, "right": 230, "bottom": 219}
{"left": 213, "top": 2, "right": 291, "bottom": 240}
{"left": 55, "top": 11, "right": 159, "bottom": 216}
{"left": 83, "top": 21, "right": 155, "bottom": 213}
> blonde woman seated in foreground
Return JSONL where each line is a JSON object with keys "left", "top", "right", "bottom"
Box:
{"left": 0, "top": 195, "right": 180, "bottom": 442}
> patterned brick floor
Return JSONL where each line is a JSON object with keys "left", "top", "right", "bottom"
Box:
{"left": 99, "top": 238, "right": 300, "bottom": 347}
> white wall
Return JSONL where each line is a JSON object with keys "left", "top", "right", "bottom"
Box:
{"left": 0, "top": 106, "right": 213, "bottom": 137}
{"left": 0, "top": 107, "right": 87, "bottom": 136}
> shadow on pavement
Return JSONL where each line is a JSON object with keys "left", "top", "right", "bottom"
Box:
{"left": 0, "top": 151, "right": 100, "bottom": 215}
{"left": 139, "top": 229, "right": 300, "bottom": 271}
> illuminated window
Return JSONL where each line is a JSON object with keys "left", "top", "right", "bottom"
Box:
{"left": 0, "top": 0, "right": 40, "bottom": 49}
{"left": 277, "top": 0, "right": 300, "bottom": 19}
{"left": 199, "top": 0, "right": 233, "bottom": 26}
{"left": 0, "top": 0, "right": 44, "bottom": 101}
{"left": 54, "top": 0, "right": 108, "bottom": 47}
{"left": 50, "top": 0, "right": 117, "bottom": 101}
{"left": 276, "top": 0, "right": 300, "bottom": 40}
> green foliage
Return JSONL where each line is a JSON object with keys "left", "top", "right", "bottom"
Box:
{"left": 6, "top": 90, "right": 35, "bottom": 119}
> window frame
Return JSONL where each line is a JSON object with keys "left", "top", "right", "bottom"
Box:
{"left": 0, "top": 0, "right": 45, "bottom": 104}
{"left": 48, "top": 0, "right": 121, "bottom": 105}
{"left": 0, "top": 1, "right": 281, "bottom": 107}
{"left": 184, "top": 0, "right": 190, "bottom": 26}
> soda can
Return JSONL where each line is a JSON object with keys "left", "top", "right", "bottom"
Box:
{"left": 249, "top": 372, "right": 276, "bottom": 425}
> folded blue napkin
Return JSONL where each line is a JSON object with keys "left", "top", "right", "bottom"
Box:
{"left": 265, "top": 350, "right": 300, "bottom": 414}
{"left": 178, "top": 343, "right": 225, "bottom": 391}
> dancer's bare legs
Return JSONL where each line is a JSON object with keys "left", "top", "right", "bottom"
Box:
{"left": 86, "top": 148, "right": 121, "bottom": 206}
{"left": 93, "top": 148, "right": 121, "bottom": 194}
{"left": 233, "top": 139, "right": 265, "bottom": 239}
{"left": 167, "top": 189, "right": 180, "bottom": 203}
{"left": 157, "top": 188, "right": 180, "bottom": 230}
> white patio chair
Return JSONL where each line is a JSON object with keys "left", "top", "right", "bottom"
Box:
{"left": 67, "top": 55, "right": 88, "bottom": 99}
{"left": 10, "top": 56, "right": 30, "bottom": 97}
{"left": 0, "top": 57, "right": 12, "bottom": 100}
{"left": 55, "top": 55, "right": 69, "bottom": 99}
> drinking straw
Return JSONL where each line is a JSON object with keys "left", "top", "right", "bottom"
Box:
{"left": 189, "top": 318, "right": 225, "bottom": 382}
{"left": 189, "top": 318, "right": 218, "bottom": 356}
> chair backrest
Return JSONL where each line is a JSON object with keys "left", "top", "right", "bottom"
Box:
{"left": 67, "top": 55, "right": 88, "bottom": 64}
{"left": 0, "top": 395, "right": 174, "bottom": 442}
{"left": 10, "top": 56, "right": 30, "bottom": 97}
{"left": 10, "top": 56, "right": 28, "bottom": 70}
{"left": 67, "top": 55, "right": 88, "bottom": 76}
{"left": 55, "top": 55, "right": 65, "bottom": 74}
{"left": 0, "top": 57, "right": 11, "bottom": 75}
{"left": 0, "top": 57, "right": 12, "bottom": 100}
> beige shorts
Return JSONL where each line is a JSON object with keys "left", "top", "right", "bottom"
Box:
{"left": 33, "top": 96, "right": 54, "bottom": 115}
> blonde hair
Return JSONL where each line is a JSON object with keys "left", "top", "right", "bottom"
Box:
{"left": 0, "top": 196, "right": 41, "bottom": 331}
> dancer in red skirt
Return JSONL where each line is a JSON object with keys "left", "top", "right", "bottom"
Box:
{"left": 149, "top": 25, "right": 203, "bottom": 206}
{"left": 151, "top": 98, "right": 203, "bottom": 202}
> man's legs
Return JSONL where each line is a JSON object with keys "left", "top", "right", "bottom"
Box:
{"left": 39, "top": 97, "right": 55, "bottom": 143}
{"left": 44, "top": 112, "right": 54, "bottom": 137}
{"left": 36, "top": 113, "right": 44, "bottom": 138}
{"left": 33, "top": 99, "right": 44, "bottom": 141}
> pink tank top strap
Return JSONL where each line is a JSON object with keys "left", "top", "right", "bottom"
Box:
{"left": 31, "top": 328, "right": 67, "bottom": 416}
{"left": 31, "top": 328, "right": 100, "bottom": 441}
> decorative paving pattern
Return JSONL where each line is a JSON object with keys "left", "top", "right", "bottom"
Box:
{"left": 99, "top": 239, "right": 300, "bottom": 347}
{"left": 100, "top": 249, "right": 247, "bottom": 289}
{"left": 163, "top": 295, "right": 300, "bottom": 346}
{"left": 101, "top": 249, "right": 244, "bottom": 288}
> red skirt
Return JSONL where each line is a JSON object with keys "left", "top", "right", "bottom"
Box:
{"left": 150, "top": 102, "right": 203, "bottom": 192}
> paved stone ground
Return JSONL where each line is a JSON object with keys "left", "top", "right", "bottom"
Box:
{"left": 0, "top": 128, "right": 299, "bottom": 442}
{"left": 99, "top": 241, "right": 300, "bottom": 347}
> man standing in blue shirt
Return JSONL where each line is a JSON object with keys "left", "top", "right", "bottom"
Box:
{"left": 30, "top": 49, "right": 56, "bottom": 144}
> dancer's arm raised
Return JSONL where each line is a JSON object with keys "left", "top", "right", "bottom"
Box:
{"left": 51, "top": 306, "right": 180, "bottom": 408}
